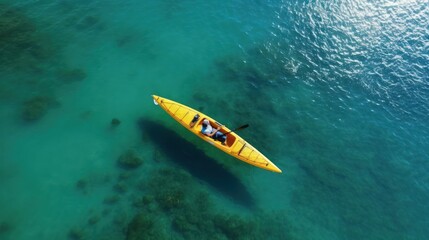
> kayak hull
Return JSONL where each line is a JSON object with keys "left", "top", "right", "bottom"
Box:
{"left": 152, "top": 95, "right": 282, "bottom": 173}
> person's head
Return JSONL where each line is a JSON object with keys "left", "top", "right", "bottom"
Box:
{"left": 202, "top": 119, "right": 209, "bottom": 127}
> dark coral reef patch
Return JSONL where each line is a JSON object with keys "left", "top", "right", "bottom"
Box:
{"left": 0, "top": 4, "right": 55, "bottom": 71}
{"left": 117, "top": 149, "right": 143, "bottom": 169}
{"left": 21, "top": 95, "right": 60, "bottom": 122}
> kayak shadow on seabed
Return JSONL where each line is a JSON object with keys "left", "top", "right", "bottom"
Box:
{"left": 137, "top": 119, "right": 255, "bottom": 208}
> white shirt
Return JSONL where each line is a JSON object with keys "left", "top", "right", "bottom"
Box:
{"left": 202, "top": 124, "right": 213, "bottom": 135}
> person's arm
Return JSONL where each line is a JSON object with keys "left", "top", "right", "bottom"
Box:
{"left": 206, "top": 127, "right": 220, "bottom": 137}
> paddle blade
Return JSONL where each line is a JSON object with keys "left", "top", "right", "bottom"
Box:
{"left": 236, "top": 124, "right": 249, "bottom": 131}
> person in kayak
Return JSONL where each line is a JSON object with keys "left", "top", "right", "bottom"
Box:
{"left": 201, "top": 119, "right": 227, "bottom": 145}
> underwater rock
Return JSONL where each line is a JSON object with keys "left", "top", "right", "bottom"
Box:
{"left": 117, "top": 150, "right": 143, "bottom": 169}
{"left": 213, "top": 214, "right": 254, "bottom": 240}
{"left": 192, "top": 192, "right": 212, "bottom": 213}
{"left": 116, "top": 35, "right": 135, "bottom": 47}
{"left": 147, "top": 169, "right": 191, "bottom": 212}
{"left": 138, "top": 169, "right": 193, "bottom": 214}
{"left": 22, "top": 97, "right": 47, "bottom": 121}
{"left": 113, "top": 182, "right": 127, "bottom": 193}
{"left": 171, "top": 202, "right": 220, "bottom": 239}
{"left": 172, "top": 215, "right": 196, "bottom": 236}
{"left": 118, "top": 172, "right": 131, "bottom": 180}
{"left": 132, "top": 195, "right": 154, "bottom": 209}
{"left": 155, "top": 188, "right": 185, "bottom": 212}
{"left": 102, "top": 209, "right": 111, "bottom": 216}
{"left": 0, "top": 4, "right": 54, "bottom": 70}
{"left": 88, "top": 215, "right": 100, "bottom": 226}
{"left": 0, "top": 221, "right": 12, "bottom": 235}
{"left": 68, "top": 227, "right": 84, "bottom": 240}
{"left": 113, "top": 211, "right": 129, "bottom": 229}
{"left": 126, "top": 213, "right": 166, "bottom": 240}
{"left": 21, "top": 96, "right": 59, "bottom": 122}
{"left": 103, "top": 195, "right": 120, "bottom": 205}
{"left": 101, "top": 174, "right": 112, "bottom": 184}
{"left": 142, "top": 195, "right": 154, "bottom": 205}
{"left": 57, "top": 68, "right": 87, "bottom": 83}
{"left": 111, "top": 118, "right": 121, "bottom": 127}
{"left": 132, "top": 198, "right": 144, "bottom": 208}
{"left": 126, "top": 214, "right": 153, "bottom": 238}
{"left": 75, "top": 179, "right": 88, "bottom": 193}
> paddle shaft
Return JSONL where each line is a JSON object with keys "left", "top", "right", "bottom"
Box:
{"left": 224, "top": 124, "right": 249, "bottom": 135}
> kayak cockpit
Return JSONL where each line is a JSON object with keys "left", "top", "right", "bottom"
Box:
{"left": 196, "top": 119, "right": 236, "bottom": 147}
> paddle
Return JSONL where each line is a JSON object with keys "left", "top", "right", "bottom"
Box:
{"left": 224, "top": 124, "right": 249, "bottom": 135}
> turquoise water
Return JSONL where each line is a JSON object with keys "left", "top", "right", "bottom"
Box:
{"left": 1, "top": 0, "right": 428, "bottom": 239}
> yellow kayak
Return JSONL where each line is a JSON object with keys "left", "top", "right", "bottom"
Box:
{"left": 152, "top": 95, "right": 282, "bottom": 173}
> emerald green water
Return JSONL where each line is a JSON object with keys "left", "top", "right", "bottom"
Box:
{"left": 1, "top": 0, "right": 428, "bottom": 239}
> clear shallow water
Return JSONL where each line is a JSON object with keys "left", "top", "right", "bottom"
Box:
{"left": 1, "top": 0, "right": 428, "bottom": 239}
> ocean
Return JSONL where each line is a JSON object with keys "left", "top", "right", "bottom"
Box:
{"left": 1, "top": 0, "right": 428, "bottom": 239}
